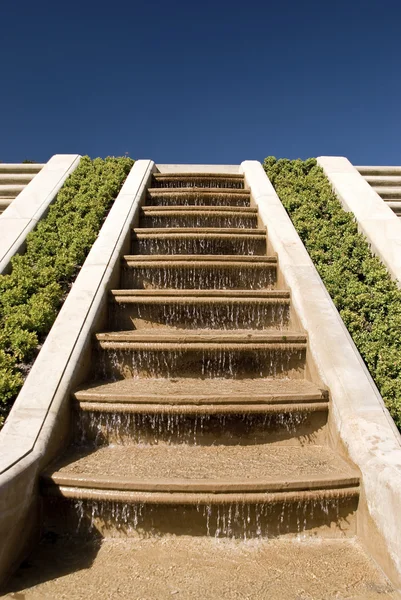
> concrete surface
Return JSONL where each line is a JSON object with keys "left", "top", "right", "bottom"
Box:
{"left": 0, "top": 160, "right": 154, "bottom": 585}
{"left": 318, "top": 156, "right": 401, "bottom": 285}
{"left": 0, "top": 155, "right": 81, "bottom": 274}
{"left": 242, "top": 160, "right": 401, "bottom": 585}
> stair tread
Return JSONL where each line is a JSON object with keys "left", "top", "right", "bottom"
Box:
{"left": 96, "top": 329, "right": 306, "bottom": 343}
{"left": 111, "top": 289, "right": 289, "bottom": 298}
{"left": 142, "top": 205, "right": 258, "bottom": 213}
{"left": 133, "top": 227, "right": 265, "bottom": 235}
{"left": 43, "top": 444, "right": 358, "bottom": 492}
{"left": 6, "top": 537, "right": 397, "bottom": 600}
{"left": 123, "top": 254, "right": 277, "bottom": 263}
{"left": 74, "top": 377, "right": 326, "bottom": 404}
{"left": 371, "top": 186, "right": 401, "bottom": 193}
{"left": 148, "top": 188, "right": 249, "bottom": 195}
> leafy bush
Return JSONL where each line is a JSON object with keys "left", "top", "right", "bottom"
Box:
{"left": 264, "top": 156, "right": 401, "bottom": 430}
{"left": 0, "top": 156, "right": 134, "bottom": 426}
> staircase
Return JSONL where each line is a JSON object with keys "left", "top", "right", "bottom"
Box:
{"left": 0, "top": 163, "right": 44, "bottom": 214}
{"left": 6, "top": 170, "right": 398, "bottom": 598}
{"left": 357, "top": 165, "right": 401, "bottom": 217}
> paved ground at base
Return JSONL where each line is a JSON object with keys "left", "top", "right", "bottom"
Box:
{"left": 3, "top": 536, "right": 399, "bottom": 600}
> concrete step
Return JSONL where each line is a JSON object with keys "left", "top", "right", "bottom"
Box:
{"left": 0, "top": 163, "right": 43, "bottom": 174}
{"left": 0, "top": 184, "right": 25, "bottom": 197}
{"left": 0, "top": 197, "right": 12, "bottom": 212}
{"left": 41, "top": 444, "right": 359, "bottom": 538}
{"left": 74, "top": 378, "right": 328, "bottom": 446}
{"left": 0, "top": 173, "right": 35, "bottom": 185}
{"left": 370, "top": 186, "right": 401, "bottom": 198}
{"left": 357, "top": 165, "right": 401, "bottom": 176}
{"left": 387, "top": 201, "right": 401, "bottom": 215}
{"left": 146, "top": 188, "right": 251, "bottom": 207}
{"left": 108, "top": 289, "right": 291, "bottom": 330}
{"left": 152, "top": 172, "right": 245, "bottom": 189}
{"left": 75, "top": 376, "right": 325, "bottom": 405}
{"left": 94, "top": 329, "right": 307, "bottom": 379}
{"left": 365, "top": 175, "right": 401, "bottom": 186}
{"left": 131, "top": 228, "right": 267, "bottom": 255}
{"left": 121, "top": 254, "right": 278, "bottom": 289}
{"left": 6, "top": 537, "right": 397, "bottom": 599}
{"left": 140, "top": 206, "right": 259, "bottom": 229}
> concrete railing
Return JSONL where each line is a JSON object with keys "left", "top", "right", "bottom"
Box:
{"left": 0, "top": 160, "right": 154, "bottom": 585}
{"left": 317, "top": 156, "right": 401, "bottom": 286}
{"left": 0, "top": 154, "right": 81, "bottom": 274}
{"left": 241, "top": 160, "right": 401, "bottom": 586}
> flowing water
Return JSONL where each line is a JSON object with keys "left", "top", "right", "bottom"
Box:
{"left": 122, "top": 264, "right": 277, "bottom": 290}
{"left": 141, "top": 214, "right": 257, "bottom": 229}
{"left": 133, "top": 236, "right": 266, "bottom": 256}
{"left": 111, "top": 300, "right": 290, "bottom": 330}
{"left": 13, "top": 172, "right": 380, "bottom": 598}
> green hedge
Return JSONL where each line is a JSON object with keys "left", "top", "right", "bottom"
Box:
{"left": 0, "top": 155, "right": 134, "bottom": 426}
{"left": 264, "top": 156, "right": 401, "bottom": 430}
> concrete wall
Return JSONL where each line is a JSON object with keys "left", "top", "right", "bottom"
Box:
{"left": 317, "top": 156, "right": 401, "bottom": 286}
{"left": 0, "top": 160, "right": 154, "bottom": 586}
{"left": 0, "top": 154, "right": 81, "bottom": 274}
{"left": 241, "top": 160, "right": 401, "bottom": 586}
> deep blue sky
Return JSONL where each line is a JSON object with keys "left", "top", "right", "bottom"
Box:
{"left": 1, "top": 0, "right": 400, "bottom": 165}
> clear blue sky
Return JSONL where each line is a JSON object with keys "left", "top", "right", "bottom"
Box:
{"left": 1, "top": 0, "right": 400, "bottom": 165}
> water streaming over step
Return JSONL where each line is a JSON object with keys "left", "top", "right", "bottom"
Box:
{"left": 141, "top": 214, "right": 257, "bottom": 229}
{"left": 146, "top": 193, "right": 250, "bottom": 207}
{"left": 110, "top": 301, "right": 290, "bottom": 330}
{"left": 67, "top": 493, "right": 357, "bottom": 539}
{"left": 133, "top": 236, "right": 266, "bottom": 256}
{"left": 96, "top": 347, "right": 306, "bottom": 380}
{"left": 75, "top": 410, "right": 312, "bottom": 446}
{"left": 151, "top": 178, "right": 245, "bottom": 189}
{"left": 122, "top": 265, "right": 277, "bottom": 290}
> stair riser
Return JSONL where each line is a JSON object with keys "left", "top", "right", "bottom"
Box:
{"left": 74, "top": 408, "right": 328, "bottom": 446}
{"left": 94, "top": 346, "right": 306, "bottom": 379}
{"left": 131, "top": 236, "right": 266, "bottom": 256}
{"left": 140, "top": 214, "right": 258, "bottom": 229}
{"left": 146, "top": 194, "right": 250, "bottom": 208}
{"left": 109, "top": 300, "right": 290, "bottom": 330}
{"left": 121, "top": 264, "right": 277, "bottom": 290}
{"left": 42, "top": 493, "right": 358, "bottom": 539}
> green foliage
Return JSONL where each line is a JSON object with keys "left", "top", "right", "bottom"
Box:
{"left": 264, "top": 156, "right": 401, "bottom": 430}
{"left": 0, "top": 156, "right": 134, "bottom": 427}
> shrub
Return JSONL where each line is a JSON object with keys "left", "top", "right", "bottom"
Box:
{"left": 0, "top": 155, "right": 134, "bottom": 427}
{"left": 264, "top": 156, "right": 401, "bottom": 430}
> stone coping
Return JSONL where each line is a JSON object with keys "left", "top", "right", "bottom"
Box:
{"left": 241, "top": 160, "right": 401, "bottom": 584}
{"left": 317, "top": 156, "right": 401, "bottom": 286}
{"left": 0, "top": 154, "right": 81, "bottom": 274}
